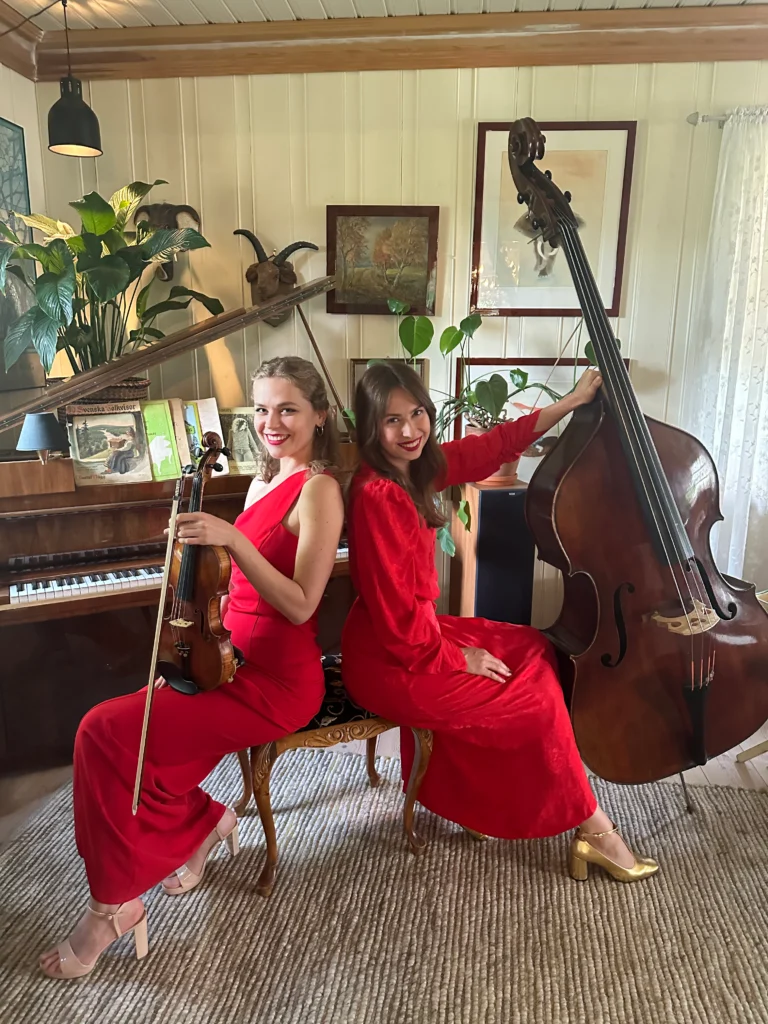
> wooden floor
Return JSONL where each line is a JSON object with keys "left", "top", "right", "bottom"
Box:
{"left": 674, "top": 721, "right": 768, "bottom": 792}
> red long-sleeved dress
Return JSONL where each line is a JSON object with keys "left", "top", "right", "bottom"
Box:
{"left": 341, "top": 416, "right": 596, "bottom": 839}
{"left": 73, "top": 471, "right": 326, "bottom": 903}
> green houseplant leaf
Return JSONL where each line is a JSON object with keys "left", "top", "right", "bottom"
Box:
{"left": 475, "top": 373, "right": 509, "bottom": 420}
{"left": 169, "top": 285, "right": 224, "bottom": 317}
{"left": 70, "top": 192, "right": 117, "bottom": 237}
{"left": 437, "top": 524, "right": 456, "bottom": 557}
{"left": 439, "top": 325, "right": 464, "bottom": 356}
{"left": 399, "top": 315, "right": 434, "bottom": 358}
{"left": 459, "top": 314, "right": 482, "bottom": 338}
{"left": 387, "top": 298, "right": 410, "bottom": 316}
{"left": 35, "top": 263, "right": 76, "bottom": 326}
{"left": 82, "top": 255, "right": 133, "bottom": 302}
{"left": 110, "top": 180, "right": 167, "bottom": 230}
{"left": 4, "top": 307, "right": 59, "bottom": 373}
{"left": 18, "top": 213, "right": 76, "bottom": 241}
{"left": 0, "top": 222, "right": 20, "bottom": 244}
{"left": 140, "top": 228, "right": 209, "bottom": 263}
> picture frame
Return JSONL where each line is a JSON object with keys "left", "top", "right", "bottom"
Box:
{"left": 470, "top": 122, "right": 636, "bottom": 318}
{"left": 452, "top": 357, "right": 631, "bottom": 461}
{"left": 0, "top": 116, "right": 36, "bottom": 374}
{"left": 349, "top": 358, "right": 428, "bottom": 401}
{"left": 327, "top": 205, "right": 440, "bottom": 316}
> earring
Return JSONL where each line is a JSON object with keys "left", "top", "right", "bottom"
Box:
{"left": 316, "top": 424, "right": 325, "bottom": 437}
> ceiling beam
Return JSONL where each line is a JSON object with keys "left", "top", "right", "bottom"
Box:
{"left": 34, "top": 7, "right": 768, "bottom": 81}
{"left": 0, "top": 0, "right": 40, "bottom": 81}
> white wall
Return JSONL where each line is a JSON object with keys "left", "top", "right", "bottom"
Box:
{"left": 1, "top": 60, "right": 44, "bottom": 217}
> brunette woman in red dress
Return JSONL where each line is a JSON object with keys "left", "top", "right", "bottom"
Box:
{"left": 342, "top": 361, "right": 658, "bottom": 884}
{"left": 39, "top": 357, "right": 345, "bottom": 979}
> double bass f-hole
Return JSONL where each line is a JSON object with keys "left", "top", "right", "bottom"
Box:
{"left": 601, "top": 582, "right": 635, "bottom": 669}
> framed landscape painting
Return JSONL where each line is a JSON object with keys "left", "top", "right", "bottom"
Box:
{"left": 470, "top": 122, "right": 636, "bottom": 317}
{"left": 327, "top": 205, "right": 439, "bottom": 315}
{"left": 0, "top": 116, "right": 36, "bottom": 372}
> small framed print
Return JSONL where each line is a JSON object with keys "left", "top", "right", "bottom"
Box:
{"left": 471, "top": 122, "right": 636, "bottom": 317}
{"left": 327, "top": 205, "right": 439, "bottom": 315}
{"left": 348, "top": 358, "right": 429, "bottom": 402}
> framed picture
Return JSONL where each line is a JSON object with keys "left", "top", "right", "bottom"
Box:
{"left": 349, "top": 358, "right": 428, "bottom": 401}
{"left": 452, "top": 357, "right": 631, "bottom": 475}
{"left": 327, "top": 205, "right": 439, "bottom": 315}
{"left": 0, "top": 116, "right": 36, "bottom": 375}
{"left": 470, "top": 122, "right": 636, "bottom": 317}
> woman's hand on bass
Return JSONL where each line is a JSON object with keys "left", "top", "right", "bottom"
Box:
{"left": 461, "top": 647, "right": 512, "bottom": 683}
{"left": 166, "top": 512, "right": 242, "bottom": 550}
{"left": 571, "top": 368, "right": 602, "bottom": 407}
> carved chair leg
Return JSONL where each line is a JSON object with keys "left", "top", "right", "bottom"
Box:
{"left": 403, "top": 728, "right": 433, "bottom": 855}
{"left": 366, "top": 736, "right": 381, "bottom": 788}
{"left": 233, "top": 749, "right": 252, "bottom": 817}
{"left": 251, "top": 742, "right": 279, "bottom": 897}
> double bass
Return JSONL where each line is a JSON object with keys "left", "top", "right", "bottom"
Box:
{"left": 508, "top": 118, "right": 768, "bottom": 785}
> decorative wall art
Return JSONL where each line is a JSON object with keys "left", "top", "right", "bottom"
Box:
{"left": 348, "top": 358, "right": 428, "bottom": 400}
{"left": 470, "top": 122, "right": 636, "bottom": 317}
{"left": 0, "top": 117, "right": 35, "bottom": 363}
{"left": 327, "top": 205, "right": 439, "bottom": 315}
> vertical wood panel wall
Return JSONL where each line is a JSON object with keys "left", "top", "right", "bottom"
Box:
{"left": 34, "top": 60, "right": 768, "bottom": 632}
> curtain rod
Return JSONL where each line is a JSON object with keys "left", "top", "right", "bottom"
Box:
{"left": 687, "top": 111, "right": 727, "bottom": 128}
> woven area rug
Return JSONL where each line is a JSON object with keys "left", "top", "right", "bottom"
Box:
{"left": 1, "top": 750, "right": 766, "bottom": 1024}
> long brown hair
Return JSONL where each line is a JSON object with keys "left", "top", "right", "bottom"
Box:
{"left": 354, "top": 361, "right": 446, "bottom": 528}
{"left": 251, "top": 356, "right": 340, "bottom": 483}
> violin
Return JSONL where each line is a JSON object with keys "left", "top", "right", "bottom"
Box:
{"left": 132, "top": 432, "right": 243, "bottom": 812}
{"left": 508, "top": 117, "right": 768, "bottom": 785}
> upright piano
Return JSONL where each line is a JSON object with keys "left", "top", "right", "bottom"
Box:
{"left": 0, "top": 461, "right": 352, "bottom": 773}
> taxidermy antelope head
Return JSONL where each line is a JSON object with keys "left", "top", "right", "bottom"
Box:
{"left": 134, "top": 203, "right": 202, "bottom": 281}
{"left": 233, "top": 229, "right": 319, "bottom": 327}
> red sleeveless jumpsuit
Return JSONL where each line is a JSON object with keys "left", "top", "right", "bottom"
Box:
{"left": 73, "top": 471, "right": 325, "bottom": 903}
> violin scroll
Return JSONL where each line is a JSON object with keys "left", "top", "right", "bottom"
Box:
{"left": 507, "top": 117, "right": 579, "bottom": 245}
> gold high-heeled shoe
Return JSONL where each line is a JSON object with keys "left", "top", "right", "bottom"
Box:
{"left": 569, "top": 823, "right": 659, "bottom": 883}
{"left": 162, "top": 811, "right": 240, "bottom": 896}
{"left": 40, "top": 902, "right": 149, "bottom": 980}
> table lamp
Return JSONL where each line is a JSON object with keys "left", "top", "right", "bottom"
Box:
{"left": 16, "top": 413, "right": 70, "bottom": 465}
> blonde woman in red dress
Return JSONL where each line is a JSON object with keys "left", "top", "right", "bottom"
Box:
{"left": 39, "top": 356, "right": 345, "bottom": 979}
{"left": 342, "top": 361, "right": 658, "bottom": 883}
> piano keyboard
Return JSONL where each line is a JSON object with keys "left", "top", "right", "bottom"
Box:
{"left": 9, "top": 566, "right": 164, "bottom": 605}
{"left": 8, "top": 548, "right": 349, "bottom": 606}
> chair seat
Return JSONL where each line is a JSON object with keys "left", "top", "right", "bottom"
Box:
{"left": 301, "top": 654, "right": 379, "bottom": 732}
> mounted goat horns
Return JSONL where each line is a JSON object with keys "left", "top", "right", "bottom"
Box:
{"left": 233, "top": 230, "right": 319, "bottom": 265}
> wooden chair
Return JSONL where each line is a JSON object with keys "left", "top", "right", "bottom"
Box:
{"left": 234, "top": 655, "right": 434, "bottom": 896}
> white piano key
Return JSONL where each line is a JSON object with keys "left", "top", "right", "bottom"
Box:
{"left": 10, "top": 584, "right": 20, "bottom": 605}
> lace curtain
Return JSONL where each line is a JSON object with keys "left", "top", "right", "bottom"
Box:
{"left": 681, "top": 107, "right": 768, "bottom": 584}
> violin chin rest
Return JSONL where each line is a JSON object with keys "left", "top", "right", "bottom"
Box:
{"left": 156, "top": 660, "right": 200, "bottom": 696}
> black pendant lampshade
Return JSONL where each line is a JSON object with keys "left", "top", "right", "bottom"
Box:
{"left": 46, "top": 0, "right": 102, "bottom": 158}
{"left": 48, "top": 75, "right": 102, "bottom": 158}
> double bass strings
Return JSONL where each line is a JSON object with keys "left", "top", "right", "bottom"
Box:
{"left": 558, "top": 218, "right": 712, "bottom": 692}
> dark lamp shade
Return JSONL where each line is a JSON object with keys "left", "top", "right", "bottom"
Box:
{"left": 48, "top": 76, "right": 103, "bottom": 158}
{"left": 17, "top": 413, "right": 69, "bottom": 455}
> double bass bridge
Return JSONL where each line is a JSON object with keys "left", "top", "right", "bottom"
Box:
{"left": 649, "top": 598, "right": 719, "bottom": 637}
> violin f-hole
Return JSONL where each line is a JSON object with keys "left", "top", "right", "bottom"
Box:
{"left": 690, "top": 558, "right": 737, "bottom": 620}
{"left": 600, "top": 582, "right": 635, "bottom": 668}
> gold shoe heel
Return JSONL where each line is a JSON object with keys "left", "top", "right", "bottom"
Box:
{"left": 569, "top": 846, "right": 589, "bottom": 881}
{"left": 569, "top": 823, "right": 659, "bottom": 884}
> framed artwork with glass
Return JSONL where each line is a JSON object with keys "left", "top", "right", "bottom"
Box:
{"left": 470, "top": 122, "right": 636, "bottom": 318}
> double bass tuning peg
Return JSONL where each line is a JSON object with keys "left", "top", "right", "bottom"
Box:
{"left": 544, "top": 169, "right": 552, "bottom": 180}
{"left": 564, "top": 191, "right": 572, "bottom": 203}
{"left": 517, "top": 192, "right": 528, "bottom": 205}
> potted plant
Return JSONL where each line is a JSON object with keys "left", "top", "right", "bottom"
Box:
{"left": 0, "top": 179, "right": 223, "bottom": 400}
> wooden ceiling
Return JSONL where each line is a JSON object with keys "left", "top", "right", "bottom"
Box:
{"left": 5, "top": 0, "right": 766, "bottom": 32}
{"left": 1, "top": 0, "right": 766, "bottom": 82}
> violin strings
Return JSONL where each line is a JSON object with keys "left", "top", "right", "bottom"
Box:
{"left": 559, "top": 220, "right": 709, "bottom": 689}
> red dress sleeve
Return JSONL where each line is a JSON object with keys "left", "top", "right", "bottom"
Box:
{"left": 350, "top": 478, "right": 467, "bottom": 675}
{"left": 437, "top": 412, "right": 543, "bottom": 490}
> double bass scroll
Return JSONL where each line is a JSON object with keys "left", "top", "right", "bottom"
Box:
{"left": 507, "top": 117, "right": 768, "bottom": 786}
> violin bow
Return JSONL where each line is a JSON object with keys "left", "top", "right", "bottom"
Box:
{"left": 296, "top": 304, "right": 357, "bottom": 440}
{"left": 131, "top": 471, "right": 187, "bottom": 815}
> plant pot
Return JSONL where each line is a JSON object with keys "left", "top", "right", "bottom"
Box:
{"left": 49, "top": 376, "right": 151, "bottom": 427}
{"left": 465, "top": 423, "right": 519, "bottom": 486}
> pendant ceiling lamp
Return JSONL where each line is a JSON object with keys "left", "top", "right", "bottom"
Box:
{"left": 47, "top": 0, "right": 102, "bottom": 157}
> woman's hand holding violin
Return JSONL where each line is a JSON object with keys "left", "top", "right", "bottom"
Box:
{"left": 167, "top": 512, "right": 243, "bottom": 552}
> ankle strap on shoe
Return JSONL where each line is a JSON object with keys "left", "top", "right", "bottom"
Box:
{"left": 86, "top": 902, "right": 126, "bottom": 923}
{"left": 578, "top": 824, "right": 620, "bottom": 839}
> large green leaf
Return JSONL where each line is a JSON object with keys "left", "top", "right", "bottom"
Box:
{"left": 136, "top": 280, "right": 154, "bottom": 320}
{"left": 82, "top": 255, "right": 132, "bottom": 301}
{"left": 399, "top": 315, "right": 434, "bottom": 358}
{"left": 70, "top": 192, "right": 117, "bottom": 237}
{"left": 388, "top": 298, "right": 410, "bottom": 315}
{"left": 437, "top": 524, "right": 456, "bottom": 558}
{"left": 75, "top": 232, "right": 105, "bottom": 272}
{"left": 475, "top": 373, "right": 509, "bottom": 420}
{"left": 16, "top": 242, "right": 57, "bottom": 270}
{"left": 140, "top": 228, "right": 209, "bottom": 263}
{"left": 4, "top": 307, "right": 58, "bottom": 373}
{"left": 102, "top": 228, "right": 128, "bottom": 255}
{"left": 439, "top": 325, "right": 463, "bottom": 356}
{"left": 35, "top": 263, "right": 76, "bottom": 326}
{"left": 109, "top": 180, "right": 167, "bottom": 230}
{"left": 0, "top": 241, "right": 14, "bottom": 291}
{"left": 168, "top": 285, "right": 224, "bottom": 317}
{"left": 457, "top": 498, "right": 471, "bottom": 531}
{"left": 141, "top": 299, "right": 192, "bottom": 320}
{"left": 113, "top": 245, "right": 148, "bottom": 284}
{"left": 509, "top": 367, "right": 529, "bottom": 391}
{"left": 459, "top": 314, "right": 482, "bottom": 338}
{"left": 5, "top": 264, "right": 33, "bottom": 290}
{"left": 17, "top": 213, "right": 75, "bottom": 240}
{"left": 0, "top": 222, "right": 20, "bottom": 244}
{"left": 45, "top": 238, "right": 75, "bottom": 275}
